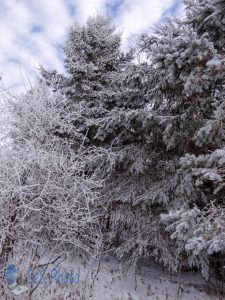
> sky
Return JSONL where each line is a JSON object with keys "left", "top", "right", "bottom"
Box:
{"left": 0, "top": 0, "right": 184, "bottom": 92}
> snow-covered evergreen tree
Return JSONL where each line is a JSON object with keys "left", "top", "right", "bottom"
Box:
{"left": 39, "top": 2, "right": 225, "bottom": 281}
{"left": 41, "top": 15, "right": 180, "bottom": 271}
{"left": 41, "top": 15, "right": 146, "bottom": 110}
{"left": 139, "top": 0, "right": 225, "bottom": 279}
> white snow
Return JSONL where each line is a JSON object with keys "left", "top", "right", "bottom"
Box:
{"left": 4, "top": 254, "right": 221, "bottom": 300}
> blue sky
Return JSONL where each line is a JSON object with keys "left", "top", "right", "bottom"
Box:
{"left": 0, "top": 0, "right": 184, "bottom": 91}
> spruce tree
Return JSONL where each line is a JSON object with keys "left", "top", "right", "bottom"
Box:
{"left": 41, "top": 15, "right": 142, "bottom": 110}
{"left": 40, "top": 15, "right": 168, "bottom": 271}
{"left": 140, "top": 0, "right": 225, "bottom": 279}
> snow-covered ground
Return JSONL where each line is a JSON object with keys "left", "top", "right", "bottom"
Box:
{"left": 4, "top": 253, "right": 223, "bottom": 300}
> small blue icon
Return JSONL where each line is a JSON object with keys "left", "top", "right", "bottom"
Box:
{"left": 5, "top": 264, "right": 18, "bottom": 286}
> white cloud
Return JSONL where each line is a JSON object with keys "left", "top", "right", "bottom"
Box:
{"left": 0, "top": 0, "right": 183, "bottom": 91}
{"left": 115, "top": 0, "right": 174, "bottom": 38}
